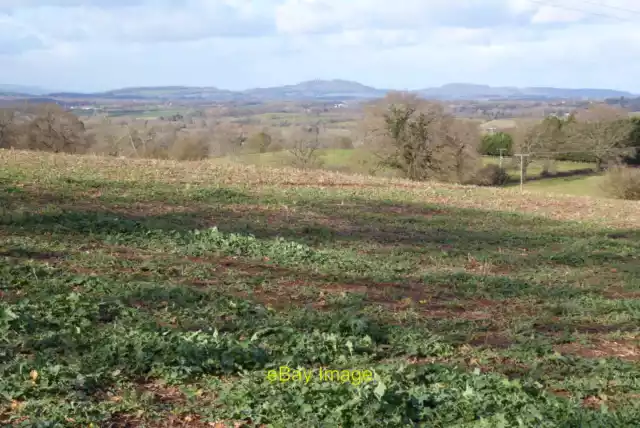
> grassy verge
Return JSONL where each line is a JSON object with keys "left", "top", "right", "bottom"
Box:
{"left": 1, "top": 150, "right": 639, "bottom": 426}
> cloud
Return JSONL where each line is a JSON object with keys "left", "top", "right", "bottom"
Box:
{"left": 1, "top": 0, "right": 640, "bottom": 92}
{"left": 0, "top": 15, "right": 48, "bottom": 55}
{"left": 3, "top": 0, "right": 277, "bottom": 44}
{"left": 0, "top": 0, "right": 144, "bottom": 10}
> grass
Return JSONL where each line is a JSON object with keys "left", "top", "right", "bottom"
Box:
{"left": 1, "top": 149, "right": 640, "bottom": 426}
{"left": 516, "top": 175, "right": 606, "bottom": 197}
{"left": 221, "top": 150, "right": 601, "bottom": 196}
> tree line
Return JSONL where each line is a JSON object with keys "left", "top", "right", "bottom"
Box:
{"left": 1, "top": 96, "right": 639, "bottom": 197}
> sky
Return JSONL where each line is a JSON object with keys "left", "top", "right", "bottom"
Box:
{"left": 1, "top": 0, "right": 640, "bottom": 93}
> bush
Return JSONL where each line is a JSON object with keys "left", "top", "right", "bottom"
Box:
{"left": 469, "top": 164, "right": 511, "bottom": 186}
{"left": 623, "top": 118, "right": 640, "bottom": 165}
{"left": 555, "top": 151, "right": 597, "bottom": 163}
{"left": 335, "top": 136, "right": 354, "bottom": 149}
{"left": 244, "top": 131, "right": 272, "bottom": 154}
{"left": 601, "top": 166, "right": 640, "bottom": 200}
{"left": 168, "top": 135, "right": 209, "bottom": 161}
{"left": 479, "top": 132, "right": 513, "bottom": 156}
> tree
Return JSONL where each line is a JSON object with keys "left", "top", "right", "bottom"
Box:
{"left": 335, "top": 136, "right": 354, "bottom": 149}
{"left": 567, "top": 105, "right": 635, "bottom": 171}
{"left": 245, "top": 130, "right": 273, "bottom": 153}
{"left": 622, "top": 117, "right": 640, "bottom": 166}
{"left": 479, "top": 132, "right": 513, "bottom": 156}
{"left": 285, "top": 122, "right": 325, "bottom": 169}
{"left": 361, "top": 92, "right": 479, "bottom": 182}
{"left": 444, "top": 118, "right": 482, "bottom": 183}
{"left": 125, "top": 121, "right": 158, "bottom": 158}
{"left": 0, "top": 108, "right": 16, "bottom": 149}
{"left": 210, "top": 122, "right": 247, "bottom": 157}
{"left": 168, "top": 132, "right": 209, "bottom": 161}
{"left": 24, "top": 104, "right": 88, "bottom": 154}
{"left": 509, "top": 115, "right": 575, "bottom": 178}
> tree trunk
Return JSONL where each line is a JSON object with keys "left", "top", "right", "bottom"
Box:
{"left": 595, "top": 158, "right": 603, "bottom": 172}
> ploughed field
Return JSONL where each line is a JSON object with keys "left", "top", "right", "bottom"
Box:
{"left": 1, "top": 150, "right": 639, "bottom": 427}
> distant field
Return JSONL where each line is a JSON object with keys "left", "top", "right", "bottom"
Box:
{"left": 1, "top": 150, "right": 639, "bottom": 425}
{"left": 220, "top": 150, "right": 600, "bottom": 196}
{"left": 514, "top": 174, "right": 606, "bottom": 197}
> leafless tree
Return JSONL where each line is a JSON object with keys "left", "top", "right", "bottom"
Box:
{"left": 443, "top": 118, "right": 482, "bottom": 183}
{"left": 245, "top": 129, "right": 274, "bottom": 154}
{"left": 0, "top": 108, "right": 16, "bottom": 149}
{"left": 568, "top": 104, "right": 635, "bottom": 171}
{"left": 509, "top": 116, "right": 572, "bottom": 177}
{"left": 210, "top": 122, "right": 247, "bottom": 157}
{"left": 285, "top": 122, "right": 325, "bottom": 169}
{"left": 24, "top": 104, "right": 88, "bottom": 154}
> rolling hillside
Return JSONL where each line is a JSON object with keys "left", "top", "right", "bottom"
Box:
{"left": 2, "top": 80, "right": 635, "bottom": 102}
{"left": 1, "top": 149, "right": 639, "bottom": 425}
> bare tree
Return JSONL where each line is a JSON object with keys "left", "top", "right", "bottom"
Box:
{"left": 285, "top": 122, "right": 325, "bottom": 169}
{"left": 509, "top": 116, "right": 575, "bottom": 177}
{"left": 210, "top": 122, "right": 247, "bottom": 157}
{"left": 567, "top": 104, "right": 635, "bottom": 171}
{"left": 125, "top": 121, "right": 158, "bottom": 158}
{"left": 168, "top": 132, "right": 209, "bottom": 161}
{"left": 0, "top": 108, "right": 16, "bottom": 149}
{"left": 24, "top": 104, "right": 88, "bottom": 154}
{"left": 443, "top": 118, "right": 482, "bottom": 183}
{"left": 245, "top": 129, "right": 273, "bottom": 154}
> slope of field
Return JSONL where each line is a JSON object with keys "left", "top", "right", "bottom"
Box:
{"left": 1, "top": 150, "right": 639, "bottom": 426}
{"left": 221, "top": 149, "right": 601, "bottom": 196}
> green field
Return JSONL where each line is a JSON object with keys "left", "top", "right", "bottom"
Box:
{"left": 222, "top": 150, "right": 602, "bottom": 196}
{"left": 1, "top": 150, "right": 639, "bottom": 426}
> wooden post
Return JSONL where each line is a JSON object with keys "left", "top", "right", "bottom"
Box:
{"left": 498, "top": 148, "right": 507, "bottom": 169}
{"left": 515, "top": 154, "right": 530, "bottom": 193}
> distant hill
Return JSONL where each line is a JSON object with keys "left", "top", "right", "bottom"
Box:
{"left": 417, "top": 83, "right": 634, "bottom": 101}
{"left": 1, "top": 80, "right": 636, "bottom": 102}
{"left": 243, "top": 79, "right": 387, "bottom": 100}
{"left": 0, "top": 84, "right": 52, "bottom": 96}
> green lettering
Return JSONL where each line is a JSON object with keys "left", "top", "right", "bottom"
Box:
{"left": 279, "top": 366, "right": 290, "bottom": 382}
{"left": 291, "top": 370, "right": 302, "bottom": 382}
{"left": 351, "top": 370, "right": 362, "bottom": 385}
{"left": 267, "top": 370, "right": 277, "bottom": 382}
{"left": 324, "top": 370, "right": 339, "bottom": 381}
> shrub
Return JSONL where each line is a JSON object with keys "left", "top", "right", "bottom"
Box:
{"left": 168, "top": 135, "right": 210, "bottom": 161}
{"left": 335, "top": 136, "right": 354, "bottom": 149}
{"left": 469, "top": 164, "right": 510, "bottom": 186}
{"left": 479, "top": 132, "right": 513, "bottom": 156}
{"left": 244, "top": 131, "right": 272, "bottom": 154}
{"left": 601, "top": 166, "right": 640, "bottom": 200}
{"left": 623, "top": 117, "right": 640, "bottom": 166}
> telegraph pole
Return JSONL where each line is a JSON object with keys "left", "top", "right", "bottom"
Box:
{"left": 515, "top": 154, "right": 530, "bottom": 193}
{"left": 498, "top": 148, "right": 507, "bottom": 169}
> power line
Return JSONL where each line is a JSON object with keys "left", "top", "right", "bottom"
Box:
{"left": 579, "top": 0, "right": 640, "bottom": 16}
{"left": 517, "top": 149, "right": 634, "bottom": 155}
{"left": 525, "top": 0, "right": 636, "bottom": 21}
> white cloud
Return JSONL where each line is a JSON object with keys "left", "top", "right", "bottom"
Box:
{"left": 530, "top": 5, "right": 585, "bottom": 23}
{"left": 1, "top": 0, "right": 640, "bottom": 92}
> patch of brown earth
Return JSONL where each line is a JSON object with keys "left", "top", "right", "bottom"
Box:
{"left": 467, "top": 333, "right": 513, "bottom": 349}
{"left": 582, "top": 395, "right": 607, "bottom": 409}
{"left": 0, "top": 249, "right": 66, "bottom": 261}
{"left": 554, "top": 339, "right": 640, "bottom": 361}
{"left": 601, "top": 286, "right": 640, "bottom": 300}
